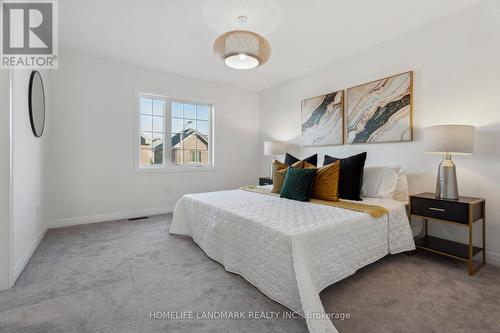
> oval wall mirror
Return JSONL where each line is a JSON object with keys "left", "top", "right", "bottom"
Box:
{"left": 28, "top": 71, "right": 46, "bottom": 137}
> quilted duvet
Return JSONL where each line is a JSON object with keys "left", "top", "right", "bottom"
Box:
{"left": 170, "top": 189, "right": 415, "bottom": 333}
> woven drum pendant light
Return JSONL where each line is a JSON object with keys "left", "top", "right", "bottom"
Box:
{"left": 213, "top": 16, "right": 271, "bottom": 69}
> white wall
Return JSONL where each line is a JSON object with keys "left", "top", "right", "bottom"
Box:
{"left": 11, "top": 70, "right": 50, "bottom": 280}
{"left": 260, "top": 1, "right": 500, "bottom": 264}
{"left": 0, "top": 71, "right": 12, "bottom": 289}
{"left": 47, "top": 51, "right": 260, "bottom": 225}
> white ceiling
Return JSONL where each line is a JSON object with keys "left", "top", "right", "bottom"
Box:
{"left": 60, "top": 0, "right": 479, "bottom": 91}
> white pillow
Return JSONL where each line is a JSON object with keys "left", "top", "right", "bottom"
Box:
{"left": 393, "top": 170, "right": 409, "bottom": 202}
{"left": 362, "top": 166, "right": 401, "bottom": 199}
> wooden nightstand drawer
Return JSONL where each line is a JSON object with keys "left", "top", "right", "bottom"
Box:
{"left": 259, "top": 177, "right": 273, "bottom": 186}
{"left": 411, "top": 196, "right": 468, "bottom": 224}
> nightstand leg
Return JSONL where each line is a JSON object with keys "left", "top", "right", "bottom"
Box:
{"left": 424, "top": 218, "right": 428, "bottom": 237}
{"left": 482, "top": 202, "right": 486, "bottom": 264}
{"left": 468, "top": 221, "right": 473, "bottom": 276}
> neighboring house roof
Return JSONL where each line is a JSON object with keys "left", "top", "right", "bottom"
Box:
{"left": 141, "top": 128, "right": 207, "bottom": 149}
{"left": 171, "top": 128, "right": 208, "bottom": 147}
{"left": 140, "top": 136, "right": 163, "bottom": 149}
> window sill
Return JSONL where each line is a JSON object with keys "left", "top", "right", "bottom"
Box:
{"left": 136, "top": 166, "right": 216, "bottom": 174}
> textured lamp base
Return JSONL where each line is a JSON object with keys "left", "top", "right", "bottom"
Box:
{"left": 436, "top": 154, "right": 459, "bottom": 200}
{"left": 269, "top": 157, "right": 276, "bottom": 180}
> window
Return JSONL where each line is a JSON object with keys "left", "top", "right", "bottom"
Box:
{"left": 137, "top": 92, "right": 213, "bottom": 170}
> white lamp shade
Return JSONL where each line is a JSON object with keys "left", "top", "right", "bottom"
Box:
{"left": 424, "top": 125, "right": 475, "bottom": 155}
{"left": 264, "top": 141, "right": 285, "bottom": 156}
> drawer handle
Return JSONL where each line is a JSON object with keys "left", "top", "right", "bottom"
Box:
{"left": 429, "top": 207, "right": 445, "bottom": 212}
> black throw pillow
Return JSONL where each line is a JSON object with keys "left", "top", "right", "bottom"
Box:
{"left": 280, "top": 167, "right": 317, "bottom": 202}
{"left": 323, "top": 152, "right": 367, "bottom": 201}
{"left": 284, "top": 153, "right": 318, "bottom": 167}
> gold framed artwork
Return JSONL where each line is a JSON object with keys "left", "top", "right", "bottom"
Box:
{"left": 346, "top": 71, "right": 413, "bottom": 144}
{"left": 301, "top": 90, "right": 344, "bottom": 147}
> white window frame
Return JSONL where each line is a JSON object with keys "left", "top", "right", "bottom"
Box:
{"left": 135, "top": 89, "right": 215, "bottom": 173}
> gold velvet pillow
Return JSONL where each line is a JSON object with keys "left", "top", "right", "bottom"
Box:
{"left": 311, "top": 160, "right": 341, "bottom": 201}
{"left": 271, "top": 160, "right": 310, "bottom": 193}
{"left": 301, "top": 161, "right": 316, "bottom": 169}
{"left": 271, "top": 160, "right": 288, "bottom": 193}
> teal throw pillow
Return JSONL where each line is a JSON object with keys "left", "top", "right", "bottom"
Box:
{"left": 280, "top": 167, "right": 317, "bottom": 202}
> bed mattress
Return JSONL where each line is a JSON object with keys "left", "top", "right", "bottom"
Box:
{"left": 170, "top": 188, "right": 415, "bottom": 333}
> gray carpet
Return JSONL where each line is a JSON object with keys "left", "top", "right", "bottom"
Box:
{"left": 0, "top": 214, "right": 499, "bottom": 333}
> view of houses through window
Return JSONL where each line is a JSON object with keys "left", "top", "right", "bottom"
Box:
{"left": 139, "top": 94, "right": 212, "bottom": 168}
{"left": 139, "top": 96, "right": 165, "bottom": 166}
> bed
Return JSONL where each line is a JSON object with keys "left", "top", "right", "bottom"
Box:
{"left": 169, "top": 185, "right": 415, "bottom": 333}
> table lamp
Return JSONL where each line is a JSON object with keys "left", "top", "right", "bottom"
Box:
{"left": 264, "top": 141, "right": 285, "bottom": 179}
{"left": 424, "top": 125, "right": 475, "bottom": 200}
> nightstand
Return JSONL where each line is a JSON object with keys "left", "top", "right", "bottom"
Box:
{"left": 259, "top": 177, "right": 273, "bottom": 186}
{"left": 409, "top": 192, "right": 485, "bottom": 275}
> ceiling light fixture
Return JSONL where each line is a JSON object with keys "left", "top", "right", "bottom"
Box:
{"left": 213, "top": 16, "right": 271, "bottom": 70}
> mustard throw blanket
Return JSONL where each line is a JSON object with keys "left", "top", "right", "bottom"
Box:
{"left": 240, "top": 186, "right": 388, "bottom": 218}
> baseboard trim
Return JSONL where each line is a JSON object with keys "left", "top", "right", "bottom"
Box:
{"left": 47, "top": 207, "right": 174, "bottom": 229}
{"left": 486, "top": 251, "right": 500, "bottom": 267}
{"left": 13, "top": 223, "right": 48, "bottom": 282}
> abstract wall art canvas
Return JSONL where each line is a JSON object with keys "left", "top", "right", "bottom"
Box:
{"left": 346, "top": 71, "right": 413, "bottom": 144}
{"left": 301, "top": 90, "right": 344, "bottom": 147}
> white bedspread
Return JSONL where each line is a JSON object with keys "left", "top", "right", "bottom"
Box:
{"left": 170, "top": 189, "right": 415, "bottom": 333}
